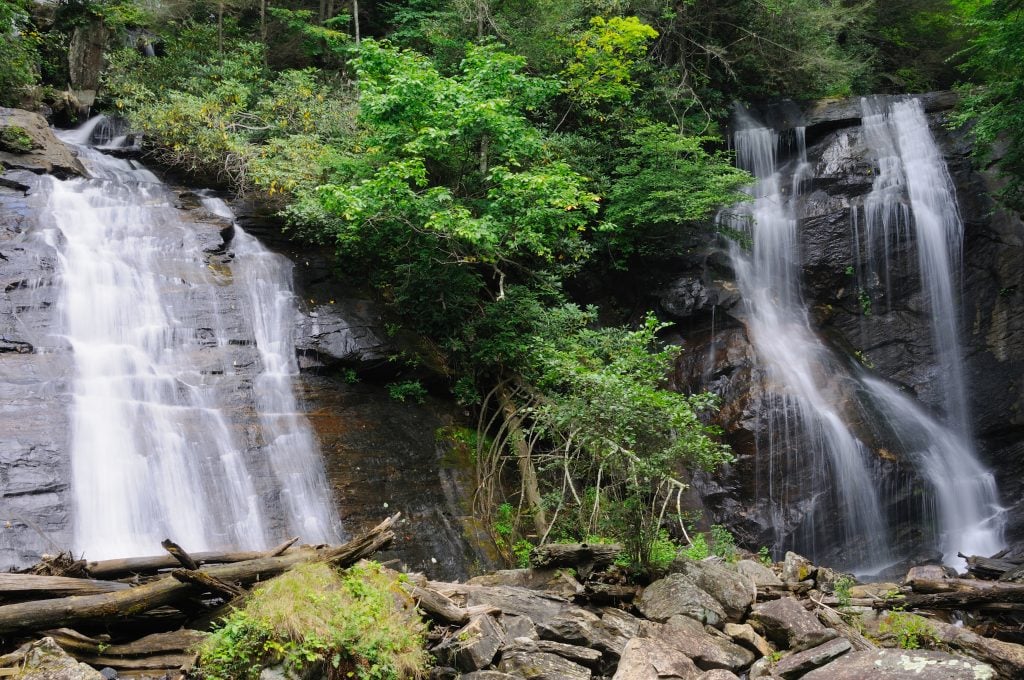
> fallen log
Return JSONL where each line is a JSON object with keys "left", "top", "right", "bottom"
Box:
{"left": 814, "top": 604, "right": 877, "bottom": 651}
{"left": 929, "top": 618, "right": 1024, "bottom": 679}
{"left": 907, "top": 577, "right": 1024, "bottom": 595}
{"left": 0, "top": 514, "right": 398, "bottom": 634}
{"left": 85, "top": 547, "right": 311, "bottom": 579}
{"left": 171, "top": 569, "right": 245, "bottom": 599}
{"left": 0, "top": 573, "right": 130, "bottom": 598}
{"left": 409, "top": 585, "right": 470, "bottom": 626}
{"left": 161, "top": 539, "right": 199, "bottom": 570}
{"left": 879, "top": 583, "right": 1024, "bottom": 610}
{"left": 530, "top": 543, "right": 621, "bottom": 570}
{"left": 960, "top": 553, "right": 1023, "bottom": 580}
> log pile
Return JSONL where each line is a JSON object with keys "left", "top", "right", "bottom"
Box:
{"left": 0, "top": 514, "right": 399, "bottom": 679}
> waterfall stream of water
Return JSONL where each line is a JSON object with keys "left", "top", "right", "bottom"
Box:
{"left": 725, "top": 98, "right": 1003, "bottom": 569}
{"left": 41, "top": 118, "right": 340, "bottom": 559}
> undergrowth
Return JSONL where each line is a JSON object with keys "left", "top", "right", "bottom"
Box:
{"left": 196, "top": 561, "right": 428, "bottom": 680}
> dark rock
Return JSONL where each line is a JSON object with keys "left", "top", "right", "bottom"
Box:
{"left": 500, "top": 614, "right": 538, "bottom": 641}
{"left": 428, "top": 668, "right": 459, "bottom": 680}
{"left": 0, "top": 637, "right": 104, "bottom": 679}
{"left": 747, "top": 597, "right": 837, "bottom": 652}
{"left": 433, "top": 615, "right": 505, "bottom": 672}
{"left": 699, "top": 671, "right": 740, "bottom": 680}
{"left": 497, "top": 650, "right": 591, "bottom": 680}
{"left": 774, "top": 638, "right": 851, "bottom": 679}
{"left": 505, "top": 637, "right": 603, "bottom": 668}
{"left": 656, "top": 615, "right": 756, "bottom": 672}
{"left": 99, "top": 669, "right": 117, "bottom": 680}
{"left": 801, "top": 649, "right": 993, "bottom": 679}
{"left": 0, "top": 108, "right": 86, "bottom": 177}
{"left": 67, "top": 21, "right": 108, "bottom": 111}
{"left": 460, "top": 672, "right": 519, "bottom": 680}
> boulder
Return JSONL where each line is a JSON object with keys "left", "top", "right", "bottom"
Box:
{"left": 929, "top": 618, "right": 1024, "bottom": 679}
{"left": 747, "top": 597, "right": 837, "bottom": 652}
{"left": 612, "top": 636, "right": 703, "bottom": 680}
{"left": 801, "top": 649, "right": 994, "bottom": 679}
{"left": 433, "top": 614, "right": 505, "bottom": 672}
{"left": 461, "top": 673, "right": 520, "bottom": 680}
{"left": 500, "top": 614, "right": 538, "bottom": 641}
{"left": 782, "top": 552, "right": 816, "bottom": 583}
{"left": 505, "top": 637, "right": 603, "bottom": 668}
{"left": 0, "top": 637, "right": 103, "bottom": 679}
{"left": 735, "top": 559, "right": 783, "bottom": 588}
{"left": 774, "top": 638, "right": 851, "bottom": 679}
{"left": 699, "top": 671, "right": 740, "bottom": 680}
{"left": 658, "top": 615, "right": 756, "bottom": 672}
{"left": 670, "top": 559, "right": 756, "bottom": 621}
{"left": 537, "top": 605, "right": 630, "bottom": 658}
{"left": 498, "top": 650, "right": 591, "bottom": 680}
{"left": 723, "top": 622, "right": 773, "bottom": 657}
{"left": 0, "top": 108, "right": 86, "bottom": 178}
{"left": 636, "top": 574, "right": 727, "bottom": 627}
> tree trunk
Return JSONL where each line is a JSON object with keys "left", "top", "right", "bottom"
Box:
{"left": 497, "top": 386, "right": 548, "bottom": 537}
{"left": 353, "top": 0, "right": 360, "bottom": 44}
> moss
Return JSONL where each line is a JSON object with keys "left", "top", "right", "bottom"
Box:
{"left": 0, "top": 126, "right": 37, "bottom": 153}
{"left": 196, "top": 561, "right": 429, "bottom": 680}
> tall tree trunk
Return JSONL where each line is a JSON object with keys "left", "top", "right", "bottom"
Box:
{"left": 497, "top": 386, "right": 548, "bottom": 537}
{"left": 353, "top": 0, "right": 360, "bottom": 44}
{"left": 217, "top": 2, "right": 224, "bottom": 53}
{"left": 260, "top": 0, "right": 268, "bottom": 66}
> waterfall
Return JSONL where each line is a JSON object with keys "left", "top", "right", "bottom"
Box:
{"left": 41, "top": 118, "right": 340, "bottom": 559}
{"left": 726, "top": 114, "right": 891, "bottom": 570}
{"left": 725, "top": 98, "right": 1003, "bottom": 569}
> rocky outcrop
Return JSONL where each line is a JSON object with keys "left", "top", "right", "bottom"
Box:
{"left": 801, "top": 649, "right": 995, "bottom": 680}
{"left": 0, "top": 108, "right": 86, "bottom": 177}
{"left": 67, "top": 20, "right": 109, "bottom": 111}
{"left": 0, "top": 637, "right": 104, "bottom": 680}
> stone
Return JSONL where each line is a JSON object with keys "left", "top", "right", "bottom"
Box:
{"left": 612, "top": 636, "right": 703, "bottom": 680}
{"left": 735, "top": 560, "right": 783, "bottom": 588}
{"left": 699, "top": 671, "right": 740, "bottom": 680}
{"left": 461, "top": 673, "right": 520, "bottom": 680}
{"left": 723, "top": 622, "right": 773, "bottom": 657}
{"left": 99, "top": 669, "right": 117, "bottom": 680}
{"left": 433, "top": 614, "right": 505, "bottom": 672}
{"left": 428, "top": 668, "right": 459, "bottom": 680}
{"left": 0, "top": 108, "right": 86, "bottom": 177}
{"left": 929, "top": 618, "right": 1024, "bottom": 679}
{"left": 774, "top": 638, "right": 851, "bottom": 679}
{"left": 498, "top": 650, "right": 591, "bottom": 680}
{"left": 636, "top": 573, "right": 727, "bottom": 627}
{"left": 658, "top": 615, "right": 756, "bottom": 672}
{"left": 0, "top": 637, "right": 104, "bottom": 679}
{"left": 670, "top": 558, "right": 757, "bottom": 621}
{"left": 463, "top": 586, "right": 569, "bottom": 625}
{"left": 468, "top": 568, "right": 583, "bottom": 598}
{"left": 500, "top": 614, "right": 538, "bottom": 641}
{"left": 746, "top": 657, "right": 774, "bottom": 679}
{"left": 601, "top": 607, "right": 643, "bottom": 650}
{"left": 801, "top": 649, "right": 995, "bottom": 679}
{"left": 748, "top": 597, "right": 837, "bottom": 652}
{"left": 506, "top": 637, "right": 603, "bottom": 668}
{"left": 782, "top": 552, "right": 816, "bottom": 583}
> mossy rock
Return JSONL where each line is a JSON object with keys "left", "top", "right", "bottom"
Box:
{"left": 0, "top": 125, "right": 39, "bottom": 153}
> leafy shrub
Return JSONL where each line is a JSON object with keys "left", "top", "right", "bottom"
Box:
{"left": 197, "top": 562, "right": 428, "bottom": 680}
{"left": 387, "top": 380, "right": 428, "bottom": 404}
{"left": 682, "top": 533, "right": 709, "bottom": 561}
{"left": 710, "top": 524, "right": 737, "bottom": 562}
{"left": 879, "top": 610, "right": 938, "bottom": 650}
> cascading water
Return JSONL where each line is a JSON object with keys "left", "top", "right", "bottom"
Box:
{"left": 39, "top": 117, "right": 340, "bottom": 559}
{"left": 724, "top": 98, "right": 1003, "bottom": 569}
{"left": 726, "top": 113, "right": 891, "bottom": 569}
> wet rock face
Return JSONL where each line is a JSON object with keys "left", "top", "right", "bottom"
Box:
{"left": 0, "top": 109, "right": 86, "bottom": 178}
{"left": 662, "top": 95, "right": 1024, "bottom": 556}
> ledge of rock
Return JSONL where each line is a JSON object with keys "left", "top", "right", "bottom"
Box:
{"left": 0, "top": 108, "right": 86, "bottom": 179}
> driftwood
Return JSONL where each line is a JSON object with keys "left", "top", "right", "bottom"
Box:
{"left": 0, "top": 514, "right": 399, "bottom": 634}
{"left": 0, "top": 573, "right": 130, "bottom": 598}
{"left": 85, "top": 547, "right": 309, "bottom": 579}
{"left": 171, "top": 569, "right": 245, "bottom": 599}
{"left": 906, "top": 577, "right": 1024, "bottom": 595}
{"left": 886, "top": 584, "right": 1024, "bottom": 610}
{"left": 409, "top": 585, "right": 470, "bottom": 626}
{"left": 161, "top": 539, "right": 199, "bottom": 570}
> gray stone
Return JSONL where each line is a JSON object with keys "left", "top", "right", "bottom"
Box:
{"left": 500, "top": 614, "right": 538, "bottom": 641}
{"left": 746, "top": 657, "right": 775, "bottom": 679}
{"left": 0, "top": 637, "right": 104, "bottom": 679}
{"left": 801, "top": 649, "right": 995, "bottom": 680}
{"left": 748, "top": 597, "right": 837, "bottom": 652}
{"left": 600, "top": 608, "right": 642, "bottom": 654}
{"left": 498, "top": 650, "right": 591, "bottom": 680}
{"left": 657, "top": 615, "right": 756, "bottom": 672}
{"left": 611, "top": 636, "right": 702, "bottom": 680}
{"left": 433, "top": 614, "right": 505, "bottom": 672}
{"left": 636, "top": 573, "right": 727, "bottom": 627}
{"left": 537, "top": 605, "right": 628, "bottom": 658}
{"left": 461, "top": 673, "right": 520, "bottom": 680}
{"left": 735, "top": 560, "right": 783, "bottom": 588}
{"left": 699, "top": 671, "right": 741, "bottom": 680}
{"left": 774, "top": 638, "right": 851, "bottom": 679}
{"left": 670, "top": 558, "right": 757, "bottom": 621}
{"left": 723, "top": 622, "right": 773, "bottom": 657}
{"left": 506, "top": 637, "right": 603, "bottom": 668}
{"left": 782, "top": 552, "right": 816, "bottom": 584}
{"left": 469, "top": 568, "right": 583, "bottom": 598}
{"left": 0, "top": 108, "right": 86, "bottom": 177}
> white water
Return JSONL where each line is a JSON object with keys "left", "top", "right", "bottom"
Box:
{"left": 42, "top": 119, "right": 340, "bottom": 559}
{"left": 856, "top": 98, "right": 1003, "bottom": 559}
{"left": 726, "top": 99, "right": 1003, "bottom": 568}
{"left": 727, "top": 116, "right": 891, "bottom": 569}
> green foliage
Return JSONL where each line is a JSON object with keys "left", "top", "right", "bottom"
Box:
{"left": 563, "top": 16, "right": 658, "bottom": 108}
{"left": 710, "top": 524, "right": 737, "bottom": 562}
{"left": 0, "top": 125, "right": 35, "bottom": 153}
{"left": 682, "top": 533, "right": 709, "bottom": 561}
{"left": 879, "top": 610, "right": 939, "bottom": 650}
{"left": 858, "top": 289, "right": 872, "bottom": 316}
{"left": 953, "top": 0, "right": 1024, "bottom": 211}
{"left": 648, "top": 530, "right": 681, "bottom": 568}
{"left": 0, "top": 0, "right": 40, "bottom": 106}
{"left": 512, "top": 539, "right": 534, "bottom": 568}
{"left": 197, "top": 562, "right": 428, "bottom": 680}
{"left": 834, "top": 575, "right": 855, "bottom": 608}
{"left": 758, "top": 546, "right": 773, "bottom": 566}
{"left": 387, "top": 380, "right": 428, "bottom": 403}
